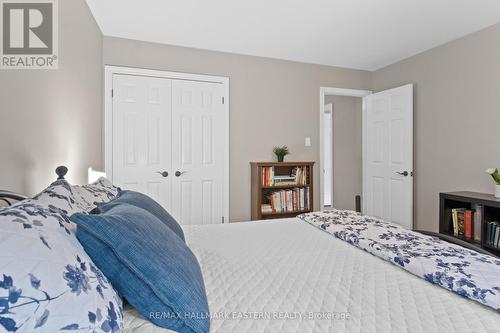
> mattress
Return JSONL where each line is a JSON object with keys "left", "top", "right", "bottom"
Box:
{"left": 123, "top": 218, "right": 500, "bottom": 333}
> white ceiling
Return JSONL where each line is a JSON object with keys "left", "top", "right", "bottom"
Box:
{"left": 86, "top": 0, "right": 500, "bottom": 71}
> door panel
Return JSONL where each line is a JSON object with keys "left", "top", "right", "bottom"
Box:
{"left": 365, "top": 84, "right": 413, "bottom": 229}
{"left": 112, "top": 74, "right": 173, "bottom": 212}
{"left": 171, "top": 80, "right": 226, "bottom": 225}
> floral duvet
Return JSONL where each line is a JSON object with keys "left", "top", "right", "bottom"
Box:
{"left": 298, "top": 210, "right": 500, "bottom": 310}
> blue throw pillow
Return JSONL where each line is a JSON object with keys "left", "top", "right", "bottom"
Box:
{"left": 70, "top": 203, "right": 209, "bottom": 333}
{"left": 93, "top": 190, "right": 185, "bottom": 242}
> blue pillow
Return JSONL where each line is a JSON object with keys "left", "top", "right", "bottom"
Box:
{"left": 94, "top": 190, "right": 185, "bottom": 242}
{"left": 70, "top": 203, "right": 209, "bottom": 333}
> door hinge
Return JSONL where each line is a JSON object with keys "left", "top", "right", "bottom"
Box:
{"left": 111, "top": 89, "right": 114, "bottom": 98}
{"left": 222, "top": 96, "right": 225, "bottom": 105}
{"left": 221, "top": 216, "right": 225, "bottom": 224}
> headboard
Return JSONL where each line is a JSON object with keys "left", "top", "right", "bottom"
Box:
{"left": 0, "top": 165, "right": 68, "bottom": 207}
{"left": 0, "top": 190, "right": 28, "bottom": 207}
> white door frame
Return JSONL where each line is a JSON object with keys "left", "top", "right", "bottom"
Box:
{"left": 323, "top": 103, "right": 333, "bottom": 208}
{"left": 319, "top": 87, "right": 372, "bottom": 212}
{"left": 104, "top": 65, "right": 230, "bottom": 221}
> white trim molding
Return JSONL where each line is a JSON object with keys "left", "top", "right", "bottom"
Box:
{"left": 319, "top": 86, "right": 372, "bottom": 212}
{"left": 104, "top": 65, "right": 230, "bottom": 222}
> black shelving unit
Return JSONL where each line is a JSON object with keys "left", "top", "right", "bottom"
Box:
{"left": 440, "top": 191, "right": 500, "bottom": 257}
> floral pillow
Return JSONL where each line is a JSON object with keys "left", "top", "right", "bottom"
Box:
{"left": 31, "top": 179, "right": 81, "bottom": 217}
{"left": 71, "top": 178, "right": 120, "bottom": 213}
{"left": 0, "top": 182, "right": 123, "bottom": 332}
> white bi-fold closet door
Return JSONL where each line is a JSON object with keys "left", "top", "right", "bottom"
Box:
{"left": 110, "top": 71, "right": 228, "bottom": 225}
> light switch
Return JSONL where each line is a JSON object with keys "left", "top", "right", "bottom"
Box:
{"left": 305, "top": 137, "right": 311, "bottom": 147}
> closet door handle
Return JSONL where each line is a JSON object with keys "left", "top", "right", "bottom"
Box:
{"left": 175, "top": 171, "right": 187, "bottom": 177}
{"left": 157, "top": 171, "right": 169, "bottom": 178}
{"left": 396, "top": 171, "right": 409, "bottom": 177}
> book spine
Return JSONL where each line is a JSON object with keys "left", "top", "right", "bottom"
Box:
{"left": 452, "top": 209, "right": 458, "bottom": 236}
{"left": 293, "top": 190, "right": 296, "bottom": 211}
{"left": 491, "top": 222, "right": 500, "bottom": 247}
{"left": 496, "top": 224, "right": 500, "bottom": 248}
{"left": 494, "top": 223, "right": 497, "bottom": 245}
{"left": 305, "top": 188, "right": 309, "bottom": 209}
{"left": 473, "top": 204, "right": 482, "bottom": 242}
{"left": 457, "top": 211, "right": 465, "bottom": 237}
{"left": 465, "top": 210, "right": 472, "bottom": 240}
{"left": 488, "top": 222, "right": 494, "bottom": 244}
{"left": 286, "top": 191, "right": 289, "bottom": 212}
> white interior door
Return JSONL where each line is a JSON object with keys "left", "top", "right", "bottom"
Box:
{"left": 171, "top": 80, "right": 226, "bottom": 225}
{"left": 364, "top": 84, "right": 413, "bottom": 229}
{"left": 112, "top": 74, "right": 173, "bottom": 211}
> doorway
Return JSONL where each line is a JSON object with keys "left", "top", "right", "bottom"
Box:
{"left": 319, "top": 87, "right": 371, "bottom": 212}
{"left": 319, "top": 85, "right": 414, "bottom": 230}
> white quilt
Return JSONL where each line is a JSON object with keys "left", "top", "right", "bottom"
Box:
{"left": 124, "top": 218, "right": 500, "bottom": 333}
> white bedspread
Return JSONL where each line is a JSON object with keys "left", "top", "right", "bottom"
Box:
{"left": 124, "top": 218, "right": 500, "bottom": 333}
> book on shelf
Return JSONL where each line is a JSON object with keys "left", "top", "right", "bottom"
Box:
{"left": 261, "top": 167, "right": 275, "bottom": 187}
{"left": 465, "top": 210, "right": 473, "bottom": 240}
{"left": 261, "top": 166, "right": 308, "bottom": 186}
{"left": 473, "top": 204, "right": 482, "bottom": 242}
{"left": 486, "top": 221, "right": 500, "bottom": 248}
{"left": 265, "top": 187, "right": 309, "bottom": 213}
{"left": 261, "top": 204, "right": 273, "bottom": 214}
{"left": 291, "top": 167, "right": 307, "bottom": 185}
{"left": 451, "top": 208, "right": 465, "bottom": 237}
{"left": 451, "top": 208, "right": 474, "bottom": 239}
{"left": 457, "top": 210, "right": 465, "bottom": 237}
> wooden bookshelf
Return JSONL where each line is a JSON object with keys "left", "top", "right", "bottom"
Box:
{"left": 250, "top": 162, "right": 314, "bottom": 220}
{"left": 439, "top": 191, "right": 500, "bottom": 256}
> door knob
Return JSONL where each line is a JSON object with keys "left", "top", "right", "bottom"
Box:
{"left": 396, "top": 171, "right": 409, "bottom": 177}
{"left": 157, "top": 171, "right": 169, "bottom": 177}
{"left": 175, "top": 171, "right": 187, "bottom": 177}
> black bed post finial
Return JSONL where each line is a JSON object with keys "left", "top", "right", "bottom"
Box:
{"left": 55, "top": 166, "right": 68, "bottom": 180}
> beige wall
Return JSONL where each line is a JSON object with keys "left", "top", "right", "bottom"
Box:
{"left": 372, "top": 22, "right": 500, "bottom": 231}
{"left": 103, "top": 37, "right": 371, "bottom": 221}
{"left": 324, "top": 95, "right": 362, "bottom": 211}
{"left": 0, "top": 0, "right": 103, "bottom": 195}
{"left": 4, "top": 1, "right": 498, "bottom": 229}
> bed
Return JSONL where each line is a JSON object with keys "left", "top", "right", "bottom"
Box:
{"left": 1, "top": 169, "right": 499, "bottom": 333}
{"left": 122, "top": 218, "right": 500, "bottom": 333}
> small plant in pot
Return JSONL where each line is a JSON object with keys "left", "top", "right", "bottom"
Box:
{"left": 273, "top": 146, "right": 290, "bottom": 162}
{"left": 486, "top": 168, "right": 500, "bottom": 197}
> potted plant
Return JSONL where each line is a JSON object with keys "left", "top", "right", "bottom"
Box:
{"left": 486, "top": 168, "right": 500, "bottom": 197}
{"left": 273, "top": 146, "right": 290, "bottom": 162}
